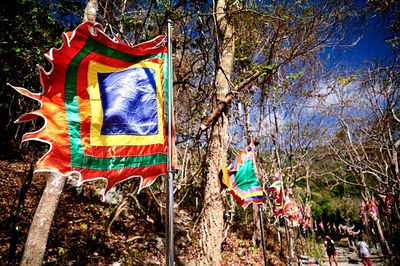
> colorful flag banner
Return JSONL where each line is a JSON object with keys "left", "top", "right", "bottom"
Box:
{"left": 377, "top": 192, "right": 393, "bottom": 214}
{"left": 284, "top": 188, "right": 301, "bottom": 226}
{"left": 367, "top": 198, "right": 379, "bottom": 221}
{"left": 359, "top": 200, "right": 368, "bottom": 225}
{"left": 221, "top": 141, "right": 264, "bottom": 208}
{"left": 288, "top": 209, "right": 302, "bottom": 227}
{"left": 13, "top": 22, "right": 173, "bottom": 194}
{"left": 302, "top": 203, "right": 312, "bottom": 230}
{"left": 267, "top": 173, "right": 285, "bottom": 216}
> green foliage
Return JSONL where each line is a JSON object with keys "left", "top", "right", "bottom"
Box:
{"left": 57, "top": 246, "right": 66, "bottom": 256}
{"left": 338, "top": 74, "right": 355, "bottom": 85}
{"left": 309, "top": 190, "right": 360, "bottom": 223}
{"left": 286, "top": 71, "right": 304, "bottom": 81}
{"left": 296, "top": 234, "right": 325, "bottom": 262}
{"left": 248, "top": 246, "right": 257, "bottom": 254}
{"left": 386, "top": 36, "right": 400, "bottom": 48}
{"left": 366, "top": 0, "right": 400, "bottom": 52}
{"left": 234, "top": 204, "right": 254, "bottom": 228}
{"left": 0, "top": 0, "right": 82, "bottom": 159}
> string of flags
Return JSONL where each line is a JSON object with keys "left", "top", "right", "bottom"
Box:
{"left": 221, "top": 142, "right": 311, "bottom": 228}
{"left": 266, "top": 173, "right": 306, "bottom": 227}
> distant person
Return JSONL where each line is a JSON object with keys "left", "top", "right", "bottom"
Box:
{"left": 324, "top": 235, "right": 338, "bottom": 266}
{"left": 356, "top": 236, "right": 372, "bottom": 266}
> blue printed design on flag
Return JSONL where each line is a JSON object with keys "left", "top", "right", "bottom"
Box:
{"left": 98, "top": 67, "right": 158, "bottom": 136}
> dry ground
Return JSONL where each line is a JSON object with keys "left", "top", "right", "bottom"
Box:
{"left": 0, "top": 160, "right": 287, "bottom": 265}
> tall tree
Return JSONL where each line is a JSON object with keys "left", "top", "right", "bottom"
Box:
{"left": 198, "top": 0, "right": 234, "bottom": 264}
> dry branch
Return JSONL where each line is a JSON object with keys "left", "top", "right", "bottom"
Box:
{"left": 200, "top": 71, "right": 263, "bottom": 131}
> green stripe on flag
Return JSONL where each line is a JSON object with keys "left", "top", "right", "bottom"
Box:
{"left": 65, "top": 39, "right": 168, "bottom": 169}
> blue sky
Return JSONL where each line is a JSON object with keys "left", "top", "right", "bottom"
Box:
{"left": 346, "top": 15, "right": 393, "bottom": 66}
{"left": 328, "top": 8, "right": 395, "bottom": 69}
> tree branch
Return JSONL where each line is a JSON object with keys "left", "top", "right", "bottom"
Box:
{"left": 200, "top": 71, "right": 263, "bottom": 131}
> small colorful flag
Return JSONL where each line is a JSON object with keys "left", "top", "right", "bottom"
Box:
{"left": 368, "top": 198, "right": 379, "bottom": 221}
{"left": 284, "top": 188, "right": 301, "bottom": 226}
{"left": 267, "top": 173, "right": 285, "bottom": 216}
{"left": 302, "top": 203, "right": 312, "bottom": 230}
{"left": 221, "top": 140, "right": 264, "bottom": 208}
{"left": 13, "top": 22, "right": 174, "bottom": 194}
{"left": 283, "top": 188, "right": 299, "bottom": 216}
{"left": 359, "top": 200, "right": 368, "bottom": 225}
{"left": 377, "top": 192, "right": 393, "bottom": 214}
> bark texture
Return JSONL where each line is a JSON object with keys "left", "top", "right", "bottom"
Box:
{"left": 83, "top": 0, "right": 98, "bottom": 22}
{"left": 20, "top": 173, "right": 66, "bottom": 266}
{"left": 375, "top": 219, "right": 392, "bottom": 255}
{"left": 198, "top": 0, "right": 235, "bottom": 265}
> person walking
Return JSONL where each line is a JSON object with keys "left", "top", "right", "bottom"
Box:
{"left": 357, "top": 236, "right": 372, "bottom": 266}
{"left": 324, "top": 235, "right": 338, "bottom": 266}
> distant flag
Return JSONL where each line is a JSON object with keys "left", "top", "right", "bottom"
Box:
{"left": 283, "top": 188, "right": 299, "bottom": 217}
{"left": 302, "top": 203, "right": 312, "bottom": 230}
{"left": 359, "top": 200, "right": 368, "bottom": 225}
{"left": 284, "top": 188, "right": 301, "bottom": 226}
{"left": 377, "top": 192, "right": 393, "bottom": 214}
{"left": 13, "top": 22, "right": 174, "bottom": 194}
{"left": 221, "top": 140, "right": 264, "bottom": 208}
{"left": 368, "top": 198, "right": 379, "bottom": 221}
{"left": 267, "top": 173, "right": 285, "bottom": 216}
{"left": 291, "top": 210, "right": 303, "bottom": 227}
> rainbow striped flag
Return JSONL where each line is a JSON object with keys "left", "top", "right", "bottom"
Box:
{"left": 14, "top": 22, "right": 174, "bottom": 194}
{"left": 222, "top": 141, "right": 264, "bottom": 208}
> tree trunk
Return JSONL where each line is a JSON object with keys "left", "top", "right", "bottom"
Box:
{"left": 252, "top": 204, "right": 262, "bottom": 247}
{"left": 374, "top": 219, "right": 391, "bottom": 255}
{"left": 198, "top": 128, "right": 226, "bottom": 265}
{"left": 198, "top": 0, "right": 234, "bottom": 265}
{"left": 20, "top": 2, "right": 95, "bottom": 264}
{"left": 20, "top": 173, "right": 66, "bottom": 266}
{"left": 83, "top": 0, "right": 98, "bottom": 23}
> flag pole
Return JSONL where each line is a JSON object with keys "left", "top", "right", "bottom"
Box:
{"left": 166, "top": 19, "right": 174, "bottom": 266}
{"left": 251, "top": 137, "right": 268, "bottom": 266}
{"left": 281, "top": 178, "right": 292, "bottom": 266}
{"left": 284, "top": 218, "right": 292, "bottom": 265}
{"left": 258, "top": 206, "right": 268, "bottom": 266}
